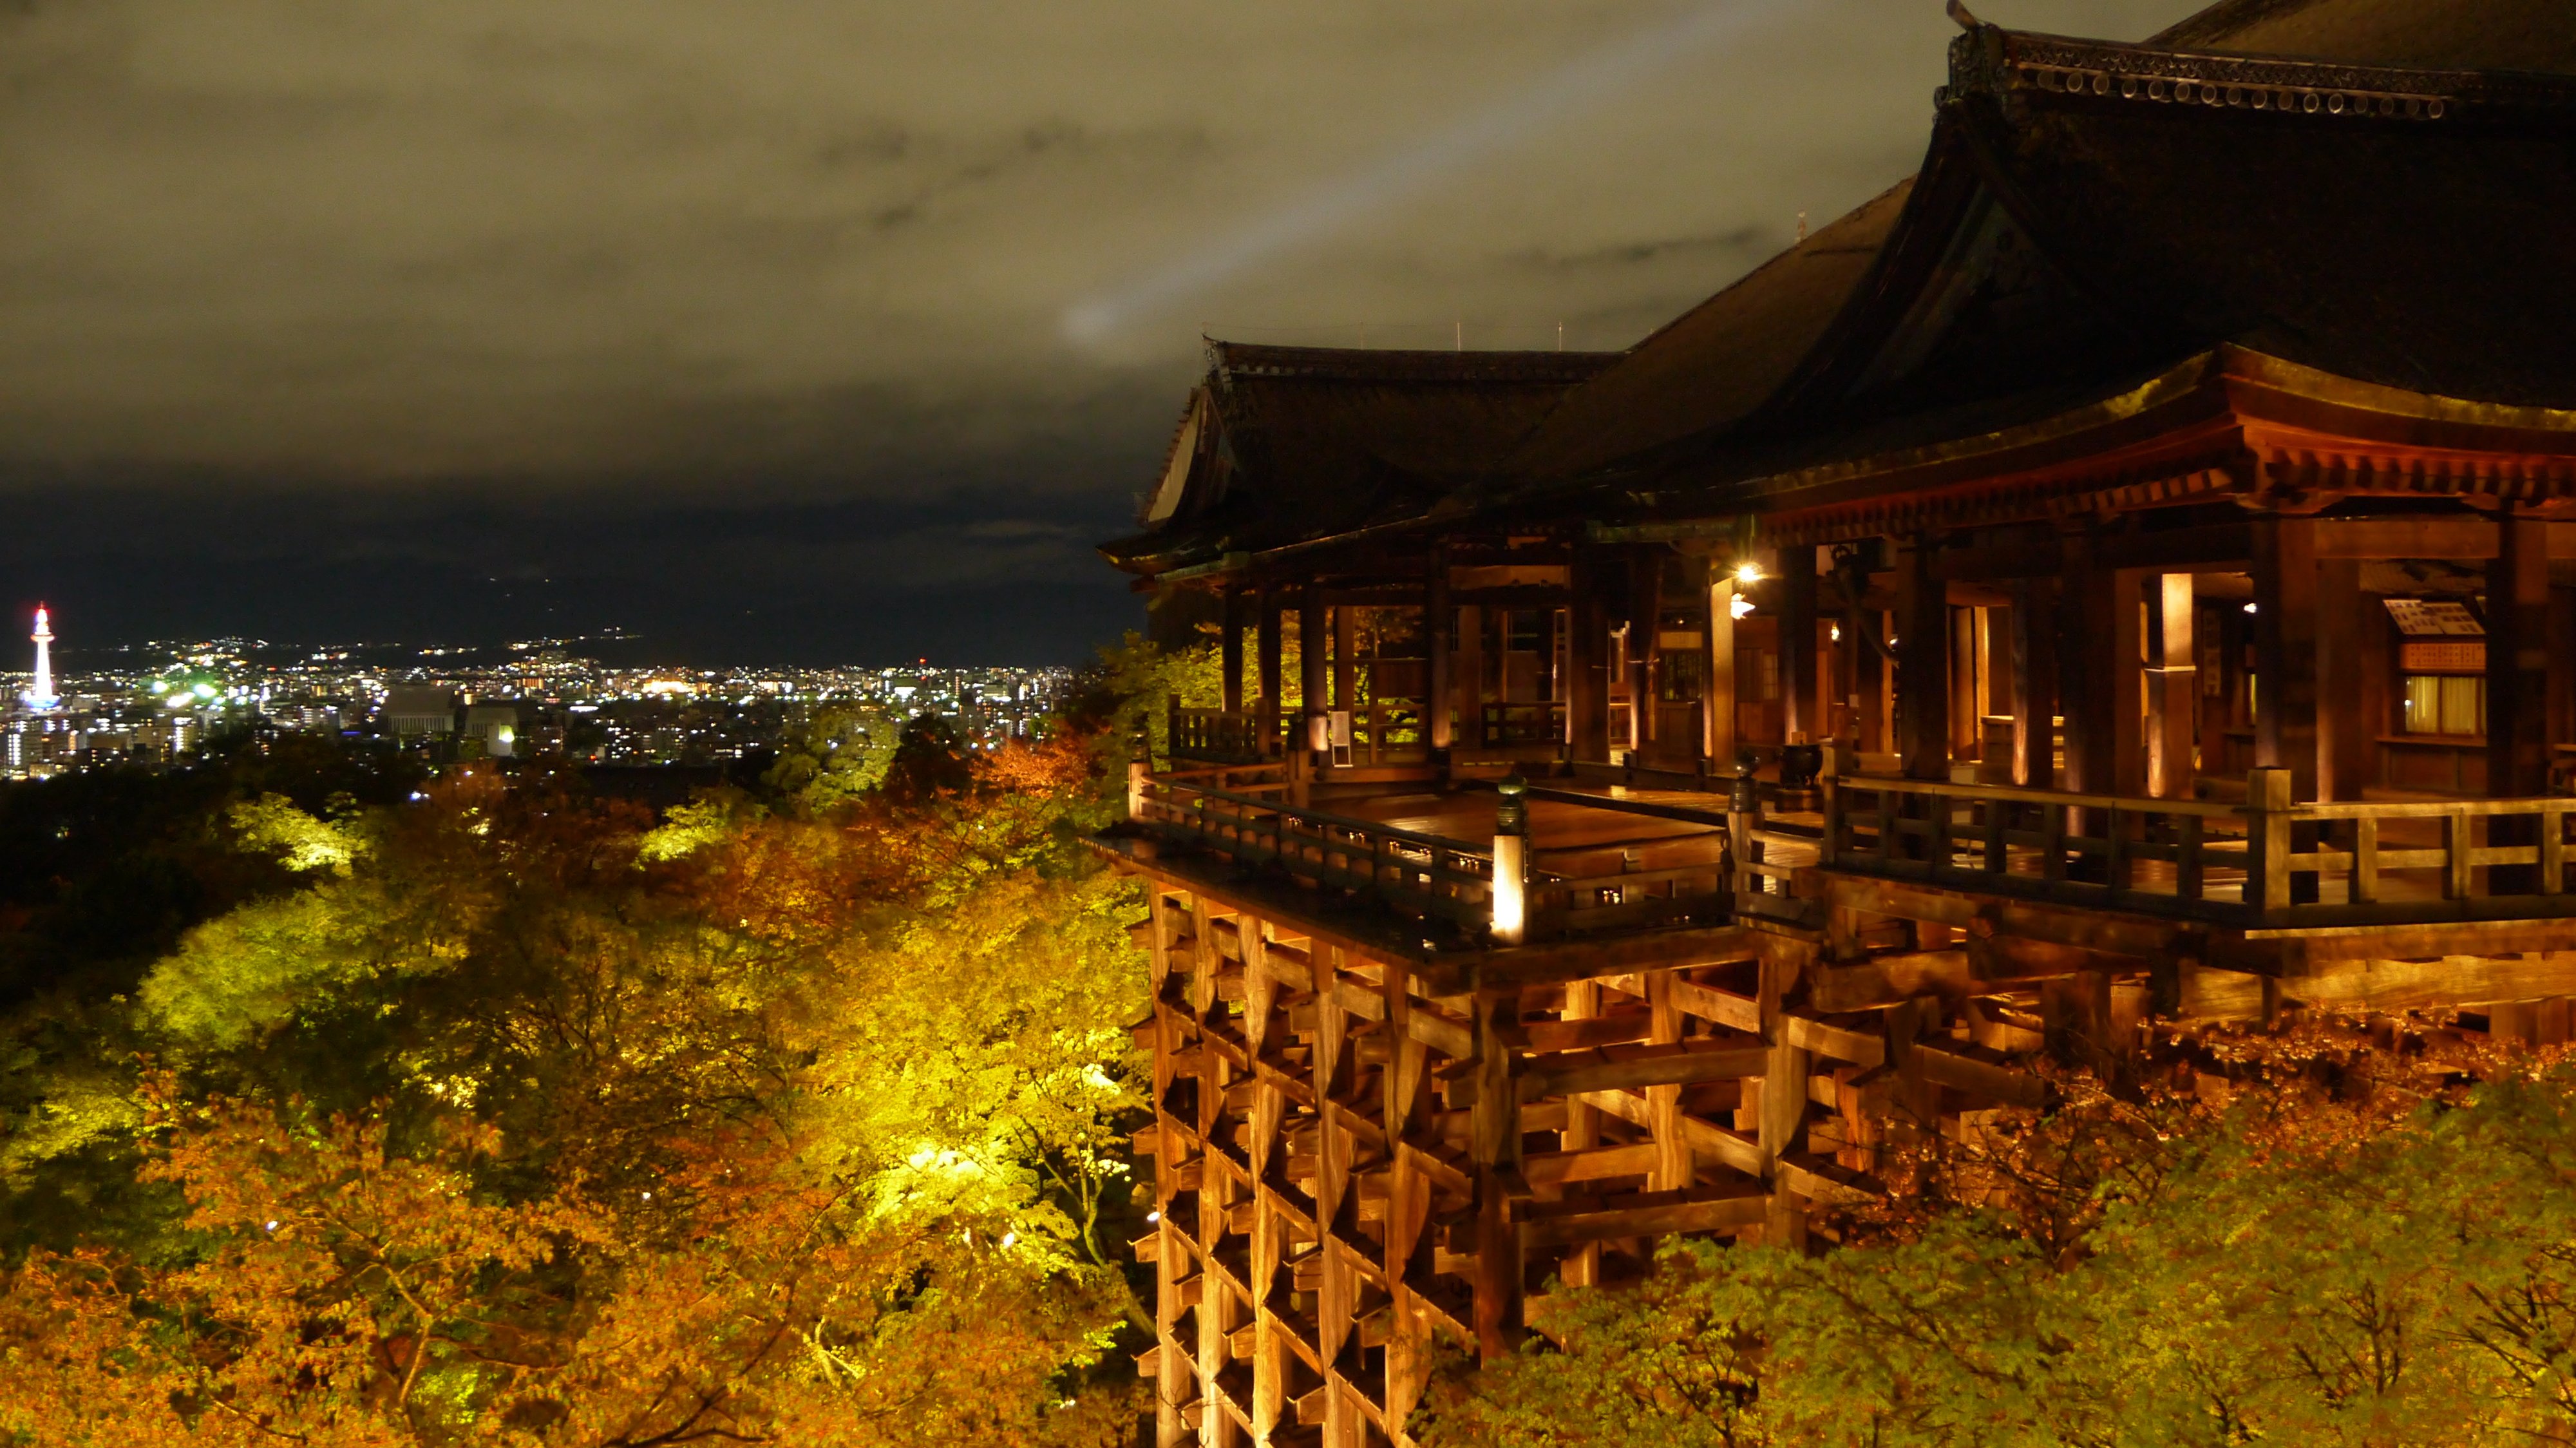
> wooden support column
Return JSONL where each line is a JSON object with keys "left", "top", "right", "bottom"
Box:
{"left": 1781, "top": 546, "right": 1820, "bottom": 745}
{"left": 2148, "top": 573, "right": 2197, "bottom": 799}
{"left": 2492, "top": 511, "right": 2553, "bottom": 891}
{"left": 2009, "top": 576, "right": 2058, "bottom": 788}
{"left": 1646, "top": 970, "right": 1691, "bottom": 1190}
{"left": 1950, "top": 604, "right": 1981, "bottom": 760}
{"left": 2491, "top": 511, "right": 2553, "bottom": 797}
{"left": 1568, "top": 553, "right": 1609, "bottom": 763}
{"left": 1757, "top": 951, "right": 1809, "bottom": 1248}
{"left": 1256, "top": 590, "right": 1283, "bottom": 759}
{"left": 1151, "top": 899, "right": 1188, "bottom": 1448}
{"left": 1309, "top": 948, "right": 1356, "bottom": 1447}
{"left": 1299, "top": 593, "right": 1329, "bottom": 758}
{"left": 2253, "top": 513, "right": 2321, "bottom": 904}
{"left": 1221, "top": 587, "right": 1247, "bottom": 720}
{"left": 1456, "top": 604, "right": 1486, "bottom": 751}
{"left": 2251, "top": 515, "right": 2321, "bottom": 800}
{"left": 1468, "top": 990, "right": 1524, "bottom": 1355}
{"left": 2316, "top": 558, "right": 2365, "bottom": 801}
{"left": 1629, "top": 551, "right": 1660, "bottom": 756}
{"left": 1556, "top": 978, "right": 1601, "bottom": 1288}
{"left": 1707, "top": 567, "right": 1738, "bottom": 767}
{"left": 1332, "top": 602, "right": 1356, "bottom": 715}
{"left": 1894, "top": 536, "right": 1950, "bottom": 781}
{"left": 2059, "top": 529, "right": 2142, "bottom": 798}
{"left": 1378, "top": 967, "right": 1432, "bottom": 1431}
{"left": 1427, "top": 551, "right": 1454, "bottom": 755}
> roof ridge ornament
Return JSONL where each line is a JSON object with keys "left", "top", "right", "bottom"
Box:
{"left": 1945, "top": 0, "right": 1982, "bottom": 32}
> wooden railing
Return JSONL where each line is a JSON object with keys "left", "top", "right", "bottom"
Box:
{"left": 1478, "top": 702, "right": 1564, "bottom": 748}
{"left": 1169, "top": 704, "right": 1282, "bottom": 762}
{"left": 1134, "top": 771, "right": 1493, "bottom": 931}
{"left": 1821, "top": 767, "right": 2576, "bottom": 928}
{"left": 1341, "top": 703, "right": 1426, "bottom": 767}
{"left": 1528, "top": 859, "right": 1729, "bottom": 935}
{"left": 1132, "top": 768, "right": 1729, "bottom": 940}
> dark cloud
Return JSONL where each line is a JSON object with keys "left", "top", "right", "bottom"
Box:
{"left": 0, "top": 0, "right": 2203, "bottom": 659}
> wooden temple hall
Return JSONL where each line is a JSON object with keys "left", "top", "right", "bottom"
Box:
{"left": 1088, "top": 2, "right": 2576, "bottom": 1443}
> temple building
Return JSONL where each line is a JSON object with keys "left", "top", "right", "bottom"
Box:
{"left": 1090, "top": 2, "right": 2576, "bottom": 1443}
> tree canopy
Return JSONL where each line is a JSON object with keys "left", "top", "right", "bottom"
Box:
{"left": 0, "top": 718, "right": 1151, "bottom": 1446}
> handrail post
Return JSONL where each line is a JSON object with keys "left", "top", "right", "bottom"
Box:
{"left": 1126, "top": 726, "right": 1152, "bottom": 822}
{"left": 1492, "top": 774, "right": 1529, "bottom": 946}
{"left": 1727, "top": 760, "right": 1759, "bottom": 906}
{"left": 1818, "top": 749, "right": 1842, "bottom": 868}
{"left": 2247, "top": 767, "right": 2294, "bottom": 914}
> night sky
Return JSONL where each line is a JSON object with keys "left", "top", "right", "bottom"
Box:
{"left": 0, "top": 0, "right": 2199, "bottom": 666}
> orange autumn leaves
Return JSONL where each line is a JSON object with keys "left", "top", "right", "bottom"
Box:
{"left": 0, "top": 724, "right": 1148, "bottom": 1447}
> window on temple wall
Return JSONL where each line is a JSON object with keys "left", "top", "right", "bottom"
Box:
{"left": 2403, "top": 674, "right": 2485, "bottom": 736}
{"left": 2385, "top": 598, "right": 2486, "bottom": 738}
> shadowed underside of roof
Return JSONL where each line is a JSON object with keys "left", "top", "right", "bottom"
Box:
{"left": 1498, "top": 180, "right": 1914, "bottom": 484}
{"left": 2153, "top": 0, "right": 2576, "bottom": 74}
{"left": 1099, "top": 344, "right": 1616, "bottom": 571}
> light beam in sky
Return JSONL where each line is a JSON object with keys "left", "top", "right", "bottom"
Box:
{"left": 1061, "top": 0, "right": 1789, "bottom": 346}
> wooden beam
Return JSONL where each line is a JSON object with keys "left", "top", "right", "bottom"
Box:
{"left": 1517, "top": 1188, "right": 1769, "bottom": 1246}
{"left": 1519, "top": 1142, "right": 1658, "bottom": 1186}
{"left": 1669, "top": 976, "right": 1763, "bottom": 1033}
{"left": 1785, "top": 1013, "right": 1886, "bottom": 1067}
{"left": 1914, "top": 1040, "right": 2049, "bottom": 1107}
{"left": 1519, "top": 1040, "right": 1770, "bottom": 1100}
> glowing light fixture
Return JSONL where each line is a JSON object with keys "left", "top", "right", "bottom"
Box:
{"left": 1734, "top": 561, "right": 1763, "bottom": 586}
{"left": 1730, "top": 594, "right": 1756, "bottom": 620}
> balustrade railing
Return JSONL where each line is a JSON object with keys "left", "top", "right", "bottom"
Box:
{"left": 1132, "top": 768, "right": 1728, "bottom": 940}
{"left": 1820, "top": 767, "right": 2576, "bottom": 928}
{"left": 1477, "top": 702, "right": 1564, "bottom": 748}
{"left": 1134, "top": 771, "right": 1493, "bottom": 931}
{"left": 1168, "top": 704, "right": 1284, "bottom": 762}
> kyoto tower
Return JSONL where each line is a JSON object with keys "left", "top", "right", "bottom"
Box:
{"left": 24, "top": 604, "right": 58, "bottom": 711}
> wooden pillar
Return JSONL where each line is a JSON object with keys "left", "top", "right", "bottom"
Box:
{"left": 1569, "top": 553, "right": 1609, "bottom": 763}
{"left": 1707, "top": 567, "right": 1738, "bottom": 767}
{"left": 1332, "top": 602, "right": 1355, "bottom": 714}
{"left": 1222, "top": 587, "right": 1247, "bottom": 719}
{"left": 1629, "top": 551, "right": 1660, "bottom": 757}
{"left": 1309, "top": 947, "right": 1356, "bottom": 1447}
{"left": 1894, "top": 537, "right": 1949, "bottom": 781}
{"left": 2251, "top": 515, "right": 2320, "bottom": 800}
{"left": 2316, "top": 558, "right": 2365, "bottom": 801}
{"left": 1427, "top": 553, "right": 1454, "bottom": 754}
{"left": 2010, "top": 576, "right": 2058, "bottom": 788}
{"left": 1456, "top": 604, "right": 1485, "bottom": 751}
{"left": 2148, "top": 573, "right": 2197, "bottom": 799}
{"left": 1256, "top": 589, "right": 1283, "bottom": 759}
{"left": 1949, "top": 604, "right": 1981, "bottom": 760}
{"left": 2491, "top": 511, "right": 2552, "bottom": 797}
{"left": 1298, "top": 593, "right": 1329, "bottom": 758}
{"left": 2059, "top": 529, "right": 2140, "bottom": 798}
{"left": 1756, "top": 951, "right": 1809, "bottom": 1248}
{"left": 1468, "top": 989, "right": 1523, "bottom": 1355}
{"left": 1781, "top": 546, "right": 1819, "bottom": 745}
{"left": 2492, "top": 512, "right": 2553, "bottom": 892}
{"left": 1556, "top": 978, "right": 1600, "bottom": 1288}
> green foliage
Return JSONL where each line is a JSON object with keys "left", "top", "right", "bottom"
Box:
{"left": 762, "top": 704, "right": 898, "bottom": 814}
{"left": 1419, "top": 1058, "right": 2576, "bottom": 1448}
{"left": 0, "top": 718, "right": 1154, "bottom": 1442}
